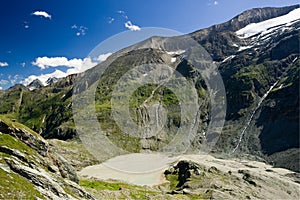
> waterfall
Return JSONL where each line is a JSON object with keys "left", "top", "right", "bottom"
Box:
{"left": 232, "top": 56, "right": 298, "bottom": 153}
{"left": 232, "top": 80, "right": 279, "bottom": 153}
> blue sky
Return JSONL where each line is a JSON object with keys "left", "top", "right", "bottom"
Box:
{"left": 0, "top": 0, "right": 299, "bottom": 89}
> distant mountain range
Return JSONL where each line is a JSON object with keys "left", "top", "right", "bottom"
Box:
{"left": 0, "top": 4, "right": 299, "bottom": 173}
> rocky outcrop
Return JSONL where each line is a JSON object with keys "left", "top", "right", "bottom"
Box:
{"left": 0, "top": 118, "right": 94, "bottom": 199}
{"left": 165, "top": 160, "right": 201, "bottom": 188}
{"left": 163, "top": 158, "right": 300, "bottom": 199}
{"left": 5, "top": 157, "right": 69, "bottom": 198}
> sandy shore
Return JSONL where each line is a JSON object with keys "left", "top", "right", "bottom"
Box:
{"left": 78, "top": 153, "right": 179, "bottom": 186}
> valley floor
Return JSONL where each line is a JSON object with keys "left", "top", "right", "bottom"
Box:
{"left": 78, "top": 153, "right": 300, "bottom": 199}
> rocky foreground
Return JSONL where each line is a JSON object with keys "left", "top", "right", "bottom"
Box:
{"left": 0, "top": 116, "right": 299, "bottom": 199}
{"left": 78, "top": 153, "right": 300, "bottom": 200}
{"left": 0, "top": 116, "right": 93, "bottom": 199}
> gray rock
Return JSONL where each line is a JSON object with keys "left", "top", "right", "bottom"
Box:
{"left": 5, "top": 157, "right": 68, "bottom": 198}
{"left": 52, "top": 153, "right": 79, "bottom": 183}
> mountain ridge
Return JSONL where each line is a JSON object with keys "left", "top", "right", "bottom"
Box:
{"left": 0, "top": 4, "right": 299, "bottom": 172}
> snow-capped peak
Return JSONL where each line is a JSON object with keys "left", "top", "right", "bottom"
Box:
{"left": 236, "top": 8, "right": 300, "bottom": 38}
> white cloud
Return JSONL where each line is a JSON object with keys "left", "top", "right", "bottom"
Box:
{"left": 20, "top": 62, "right": 26, "bottom": 67}
{"left": 125, "top": 21, "right": 141, "bottom": 31}
{"left": 9, "top": 75, "right": 20, "bottom": 85}
{"left": 117, "top": 10, "right": 128, "bottom": 19}
{"left": 108, "top": 17, "right": 115, "bottom": 24}
{"left": 65, "top": 57, "right": 97, "bottom": 74}
{"left": 0, "top": 86, "right": 2, "bottom": 90}
{"left": 24, "top": 53, "right": 113, "bottom": 86}
{"left": 32, "top": 11, "right": 52, "bottom": 19}
{"left": 0, "top": 79, "right": 9, "bottom": 85}
{"left": 0, "top": 62, "right": 8, "bottom": 67}
{"left": 27, "top": 56, "right": 99, "bottom": 85}
{"left": 32, "top": 56, "right": 93, "bottom": 70}
{"left": 214, "top": 1, "right": 218, "bottom": 5}
{"left": 23, "top": 21, "right": 30, "bottom": 29}
{"left": 116, "top": 10, "right": 141, "bottom": 31}
{"left": 117, "top": 10, "right": 125, "bottom": 14}
{"left": 71, "top": 25, "right": 88, "bottom": 36}
{"left": 21, "top": 70, "right": 67, "bottom": 86}
{"left": 96, "top": 53, "right": 112, "bottom": 62}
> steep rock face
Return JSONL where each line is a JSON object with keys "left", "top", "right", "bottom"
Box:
{"left": 213, "top": 11, "right": 299, "bottom": 171}
{"left": 214, "top": 5, "right": 299, "bottom": 32}
{"left": 191, "top": 5, "right": 299, "bottom": 61}
{"left": 0, "top": 117, "right": 93, "bottom": 199}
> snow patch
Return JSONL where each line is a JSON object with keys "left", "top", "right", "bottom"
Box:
{"left": 236, "top": 8, "right": 300, "bottom": 38}
{"left": 222, "top": 55, "right": 236, "bottom": 63}
{"left": 166, "top": 50, "right": 185, "bottom": 55}
{"left": 171, "top": 57, "right": 176, "bottom": 63}
{"left": 238, "top": 46, "right": 253, "bottom": 52}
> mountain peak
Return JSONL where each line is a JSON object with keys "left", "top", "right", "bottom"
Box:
{"left": 27, "top": 79, "right": 44, "bottom": 90}
{"left": 192, "top": 4, "right": 299, "bottom": 37}
{"left": 46, "top": 77, "right": 60, "bottom": 85}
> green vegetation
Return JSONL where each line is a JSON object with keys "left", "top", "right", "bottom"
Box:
{"left": 0, "top": 167, "right": 44, "bottom": 199}
{"left": 80, "top": 179, "right": 162, "bottom": 199}
{"left": 166, "top": 174, "right": 179, "bottom": 190}
{"left": 0, "top": 81, "right": 74, "bottom": 139}
{"left": 0, "top": 119, "right": 45, "bottom": 199}
{"left": 0, "top": 134, "right": 36, "bottom": 155}
{"left": 80, "top": 179, "right": 122, "bottom": 191}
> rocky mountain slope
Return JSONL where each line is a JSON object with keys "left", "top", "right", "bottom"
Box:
{"left": 0, "top": 4, "right": 299, "bottom": 199}
{"left": 0, "top": 116, "right": 93, "bottom": 199}
{"left": 0, "top": 4, "right": 298, "bottom": 173}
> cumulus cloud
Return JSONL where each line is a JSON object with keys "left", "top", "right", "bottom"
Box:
{"left": 32, "top": 57, "right": 79, "bottom": 70}
{"left": 32, "top": 11, "right": 52, "bottom": 19}
{"left": 0, "top": 86, "right": 2, "bottom": 90}
{"left": 214, "top": 1, "right": 218, "bottom": 5}
{"left": 125, "top": 21, "right": 141, "bottom": 31}
{"left": 32, "top": 56, "right": 95, "bottom": 70}
{"left": 71, "top": 24, "right": 88, "bottom": 36}
{"left": 0, "top": 62, "right": 8, "bottom": 67}
{"left": 96, "top": 53, "right": 112, "bottom": 62}
{"left": 26, "top": 56, "right": 100, "bottom": 85}
{"left": 25, "top": 53, "right": 113, "bottom": 86}
{"left": 21, "top": 70, "right": 67, "bottom": 86}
